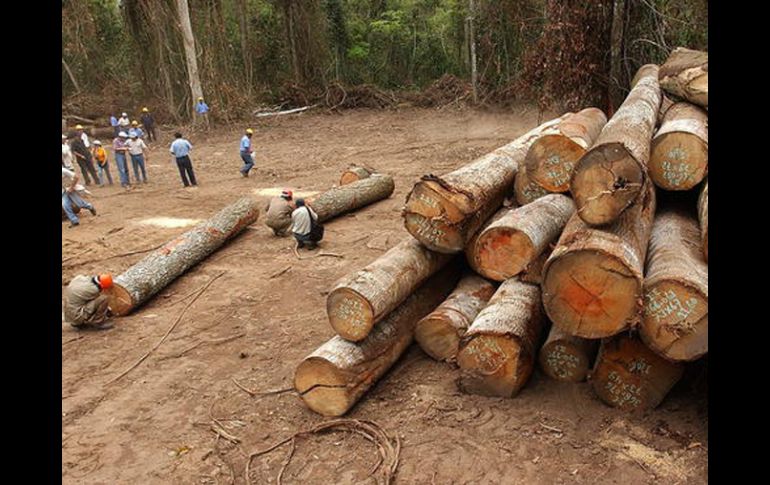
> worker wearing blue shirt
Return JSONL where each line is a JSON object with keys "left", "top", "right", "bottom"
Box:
{"left": 239, "top": 128, "right": 255, "bottom": 177}
{"left": 195, "top": 97, "right": 210, "bottom": 129}
{"left": 169, "top": 132, "right": 198, "bottom": 187}
{"left": 110, "top": 115, "right": 119, "bottom": 137}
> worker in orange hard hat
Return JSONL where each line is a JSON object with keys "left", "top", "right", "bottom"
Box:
{"left": 264, "top": 189, "right": 295, "bottom": 236}
{"left": 63, "top": 274, "right": 115, "bottom": 329}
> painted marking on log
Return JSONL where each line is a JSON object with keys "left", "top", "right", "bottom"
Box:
{"left": 645, "top": 288, "right": 699, "bottom": 325}
{"left": 543, "top": 155, "right": 573, "bottom": 188}
{"left": 605, "top": 370, "right": 643, "bottom": 408}
{"left": 409, "top": 216, "right": 446, "bottom": 246}
{"left": 521, "top": 181, "right": 548, "bottom": 202}
{"left": 545, "top": 344, "right": 580, "bottom": 378}
{"left": 463, "top": 338, "right": 505, "bottom": 373}
{"left": 413, "top": 192, "right": 440, "bottom": 209}
{"left": 330, "top": 297, "right": 367, "bottom": 329}
{"left": 661, "top": 149, "right": 695, "bottom": 186}
{"left": 628, "top": 358, "right": 651, "bottom": 375}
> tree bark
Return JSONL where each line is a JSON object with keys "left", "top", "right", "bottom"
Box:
{"left": 698, "top": 179, "right": 708, "bottom": 261}
{"left": 570, "top": 64, "right": 661, "bottom": 226}
{"left": 468, "top": 0, "right": 478, "bottom": 104}
{"left": 466, "top": 194, "right": 574, "bottom": 281}
{"left": 608, "top": 0, "right": 627, "bottom": 110}
{"left": 307, "top": 174, "right": 394, "bottom": 222}
{"left": 403, "top": 115, "right": 568, "bottom": 253}
{"left": 236, "top": 0, "right": 253, "bottom": 92}
{"left": 590, "top": 333, "right": 684, "bottom": 411}
{"left": 295, "top": 262, "right": 461, "bottom": 416}
{"left": 513, "top": 162, "right": 549, "bottom": 206}
{"left": 339, "top": 166, "right": 374, "bottom": 185}
{"left": 524, "top": 108, "right": 608, "bottom": 193}
{"left": 659, "top": 47, "right": 708, "bottom": 109}
{"left": 457, "top": 278, "right": 544, "bottom": 397}
{"left": 106, "top": 197, "right": 260, "bottom": 315}
{"left": 327, "top": 237, "right": 454, "bottom": 341}
{"left": 539, "top": 325, "right": 598, "bottom": 382}
{"left": 62, "top": 57, "right": 81, "bottom": 94}
{"left": 414, "top": 273, "right": 496, "bottom": 361}
{"left": 542, "top": 180, "right": 656, "bottom": 338}
{"left": 176, "top": 0, "right": 204, "bottom": 120}
{"left": 649, "top": 102, "right": 708, "bottom": 191}
{"left": 640, "top": 208, "right": 708, "bottom": 361}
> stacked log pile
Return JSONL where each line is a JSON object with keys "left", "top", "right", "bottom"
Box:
{"left": 294, "top": 47, "right": 708, "bottom": 416}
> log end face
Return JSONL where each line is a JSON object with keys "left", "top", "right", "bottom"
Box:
{"left": 475, "top": 229, "right": 535, "bottom": 281}
{"left": 415, "top": 315, "right": 462, "bottom": 362}
{"left": 457, "top": 335, "right": 530, "bottom": 397}
{"left": 539, "top": 341, "right": 591, "bottom": 382}
{"left": 650, "top": 133, "right": 708, "bottom": 191}
{"left": 106, "top": 283, "right": 134, "bottom": 317}
{"left": 641, "top": 281, "right": 708, "bottom": 362}
{"left": 339, "top": 172, "right": 360, "bottom": 186}
{"left": 526, "top": 135, "right": 586, "bottom": 193}
{"left": 294, "top": 357, "right": 351, "bottom": 416}
{"left": 403, "top": 213, "right": 464, "bottom": 254}
{"left": 327, "top": 288, "right": 375, "bottom": 342}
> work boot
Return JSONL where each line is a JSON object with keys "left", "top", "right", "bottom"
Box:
{"left": 68, "top": 221, "right": 80, "bottom": 228}
{"left": 89, "top": 207, "right": 97, "bottom": 216}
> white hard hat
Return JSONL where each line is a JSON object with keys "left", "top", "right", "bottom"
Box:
{"left": 62, "top": 134, "right": 67, "bottom": 140}
{"left": 122, "top": 112, "right": 128, "bottom": 116}
{"left": 118, "top": 131, "right": 128, "bottom": 138}
{"left": 93, "top": 140, "right": 102, "bottom": 145}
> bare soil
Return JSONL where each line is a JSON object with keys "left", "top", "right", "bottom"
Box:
{"left": 62, "top": 106, "right": 707, "bottom": 484}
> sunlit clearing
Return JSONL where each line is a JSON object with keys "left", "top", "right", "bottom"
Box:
{"left": 254, "top": 187, "right": 319, "bottom": 198}
{"left": 137, "top": 217, "right": 201, "bottom": 228}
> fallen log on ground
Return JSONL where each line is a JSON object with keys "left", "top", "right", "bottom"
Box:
{"left": 308, "top": 173, "right": 395, "bottom": 222}
{"left": 698, "top": 179, "right": 708, "bottom": 261}
{"left": 542, "top": 181, "right": 656, "bottom": 338}
{"left": 513, "top": 163, "right": 549, "bottom": 206}
{"left": 403, "top": 115, "right": 567, "bottom": 253}
{"left": 659, "top": 47, "right": 708, "bottom": 109}
{"left": 105, "top": 197, "right": 260, "bottom": 315}
{"left": 590, "top": 333, "right": 684, "bottom": 411}
{"left": 570, "top": 64, "right": 661, "bottom": 226}
{"left": 414, "top": 274, "right": 496, "bottom": 361}
{"left": 524, "top": 108, "right": 607, "bottom": 193}
{"left": 649, "top": 102, "right": 708, "bottom": 190}
{"left": 294, "top": 262, "right": 461, "bottom": 416}
{"left": 640, "top": 208, "right": 708, "bottom": 361}
{"left": 457, "top": 278, "right": 544, "bottom": 397}
{"left": 465, "top": 194, "right": 575, "bottom": 281}
{"left": 539, "top": 325, "right": 598, "bottom": 382}
{"left": 327, "top": 237, "right": 453, "bottom": 341}
{"left": 339, "top": 165, "right": 374, "bottom": 185}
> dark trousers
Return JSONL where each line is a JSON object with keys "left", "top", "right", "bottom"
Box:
{"left": 145, "top": 125, "right": 157, "bottom": 142}
{"left": 175, "top": 156, "right": 197, "bottom": 186}
{"left": 77, "top": 156, "right": 98, "bottom": 185}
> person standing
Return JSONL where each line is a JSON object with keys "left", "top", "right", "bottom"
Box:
{"left": 265, "top": 189, "right": 294, "bottom": 236}
{"left": 75, "top": 124, "right": 90, "bottom": 148}
{"left": 62, "top": 165, "right": 97, "bottom": 227}
{"left": 69, "top": 134, "right": 98, "bottom": 186}
{"left": 239, "top": 128, "right": 255, "bottom": 177}
{"left": 169, "top": 132, "right": 198, "bottom": 187}
{"left": 110, "top": 114, "right": 120, "bottom": 137}
{"left": 291, "top": 198, "right": 323, "bottom": 249}
{"left": 118, "top": 112, "right": 131, "bottom": 133}
{"left": 112, "top": 132, "right": 132, "bottom": 189}
{"left": 140, "top": 107, "right": 157, "bottom": 142}
{"left": 62, "top": 134, "right": 75, "bottom": 169}
{"left": 126, "top": 133, "right": 149, "bottom": 183}
{"left": 91, "top": 140, "right": 114, "bottom": 186}
{"left": 195, "top": 97, "right": 210, "bottom": 129}
{"left": 129, "top": 120, "right": 145, "bottom": 139}
{"left": 63, "top": 274, "right": 114, "bottom": 329}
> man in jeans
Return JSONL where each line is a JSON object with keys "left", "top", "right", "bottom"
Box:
{"left": 69, "top": 134, "right": 98, "bottom": 186}
{"left": 170, "top": 132, "right": 198, "bottom": 187}
{"left": 112, "top": 132, "right": 132, "bottom": 189}
{"left": 62, "top": 166, "right": 97, "bottom": 228}
{"left": 91, "top": 140, "right": 114, "bottom": 186}
{"left": 239, "top": 128, "right": 255, "bottom": 177}
{"left": 126, "top": 133, "right": 149, "bottom": 183}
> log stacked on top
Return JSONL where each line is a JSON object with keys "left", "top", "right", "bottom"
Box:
{"left": 294, "top": 48, "right": 708, "bottom": 416}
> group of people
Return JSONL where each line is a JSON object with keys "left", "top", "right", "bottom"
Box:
{"left": 265, "top": 190, "right": 324, "bottom": 249}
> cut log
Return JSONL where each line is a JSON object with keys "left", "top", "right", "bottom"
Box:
{"left": 658, "top": 94, "right": 675, "bottom": 124}
{"left": 518, "top": 247, "right": 551, "bottom": 286}
{"left": 327, "top": 237, "right": 453, "bottom": 341}
{"left": 524, "top": 108, "right": 607, "bottom": 193}
{"left": 570, "top": 64, "right": 661, "bottom": 226}
{"left": 542, "top": 180, "right": 656, "bottom": 338}
{"left": 513, "top": 163, "right": 549, "bottom": 206}
{"left": 457, "top": 278, "right": 544, "bottom": 397}
{"left": 414, "top": 274, "right": 497, "bottom": 361}
{"left": 649, "top": 103, "right": 708, "bottom": 191}
{"left": 403, "top": 115, "right": 568, "bottom": 253}
{"left": 294, "top": 262, "right": 461, "bottom": 416}
{"left": 590, "top": 333, "right": 684, "bottom": 411}
{"left": 89, "top": 126, "right": 117, "bottom": 139}
{"left": 539, "top": 325, "right": 598, "bottom": 382}
{"left": 339, "top": 165, "right": 374, "bottom": 185}
{"left": 106, "top": 197, "right": 260, "bottom": 315}
{"left": 659, "top": 47, "right": 708, "bottom": 109}
{"left": 465, "top": 194, "right": 575, "bottom": 281}
{"left": 640, "top": 208, "right": 708, "bottom": 361}
{"left": 698, "top": 180, "right": 708, "bottom": 261}
{"left": 308, "top": 173, "right": 394, "bottom": 222}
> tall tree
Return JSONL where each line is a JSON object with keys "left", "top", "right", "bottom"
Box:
{"left": 176, "top": 0, "right": 204, "bottom": 119}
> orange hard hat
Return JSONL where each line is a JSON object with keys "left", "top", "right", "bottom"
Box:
{"left": 97, "top": 274, "right": 113, "bottom": 290}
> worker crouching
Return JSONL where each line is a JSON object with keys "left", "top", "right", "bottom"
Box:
{"left": 265, "top": 189, "right": 294, "bottom": 236}
{"left": 64, "top": 274, "right": 115, "bottom": 329}
{"left": 291, "top": 198, "right": 324, "bottom": 249}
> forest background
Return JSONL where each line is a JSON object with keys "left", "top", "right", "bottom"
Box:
{"left": 62, "top": 0, "right": 707, "bottom": 122}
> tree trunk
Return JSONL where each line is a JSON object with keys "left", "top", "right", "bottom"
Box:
{"left": 339, "top": 166, "right": 374, "bottom": 186}
{"left": 608, "top": 0, "right": 626, "bottom": 110}
{"left": 590, "top": 333, "right": 684, "bottom": 411}
{"left": 457, "top": 278, "right": 544, "bottom": 397}
{"left": 659, "top": 47, "right": 708, "bottom": 109}
{"left": 106, "top": 197, "right": 260, "bottom": 315}
{"left": 542, "top": 180, "right": 656, "bottom": 338}
{"left": 640, "top": 208, "right": 708, "bottom": 361}
{"left": 468, "top": 0, "right": 478, "bottom": 104}
{"left": 236, "top": 0, "right": 253, "bottom": 92}
{"left": 513, "top": 163, "right": 549, "bottom": 206}
{"left": 62, "top": 57, "right": 81, "bottom": 94}
{"left": 176, "top": 0, "right": 204, "bottom": 120}
{"left": 518, "top": 247, "right": 551, "bottom": 285}
{"left": 308, "top": 174, "right": 394, "bottom": 222}
{"left": 698, "top": 179, "right": 708, "bottom": 261}
{"left": 295, "top": 262, "right": 461, "bottom": 416}
{"left": 649, "top": 102, "right": 708, "bottom": 191}
{"left": 414, "top": 274, "right": 496, "bottom": 361}
{"left": 327, "top": 237, "right": 454, "bottom": 341}
{"left": 465, "top": 194, "right": 575, "bottom": 281}
{"left": 524, "top": 108, "right": 608, "bottom": 193}
{"left": 403, "top": 115, "right": 568, "bottom": 253}
{"left": 539, "top": 325, "right": 598, "bottom": 382}
{"left": 570, "top": 64, "right": 661, "bottom": 226}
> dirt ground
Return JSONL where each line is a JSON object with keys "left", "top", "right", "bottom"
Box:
{"left": 61, "top": 106, "right": 708, "bottom": 484}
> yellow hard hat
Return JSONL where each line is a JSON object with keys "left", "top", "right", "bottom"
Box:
{"left": 131, "top": 120, "right": 138, "bottom": 126}
{"left": 142, "top": 107, "right": 149, "bottom": 112}
{"left": 75, "top": 124, "right": 83, "bottom": 130}
{"left": 198, "top": 97, "right": 204, "bottom": 101}
{"left": 246, "top": 128, "right": 254, "bottom": 135}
